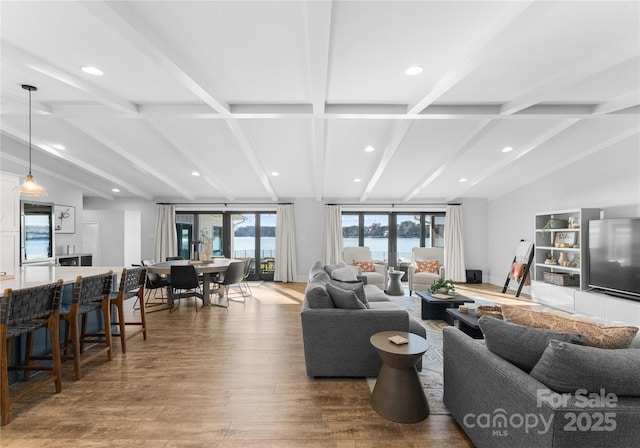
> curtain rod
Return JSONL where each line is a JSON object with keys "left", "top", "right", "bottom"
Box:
{"left": 157, "top": 202, "right": 293, "bottom": 205}
{"left": 326, "top": 202, "right": 460, "bottom": 206}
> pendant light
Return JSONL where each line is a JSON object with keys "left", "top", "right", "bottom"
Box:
{"left": 13, "top": 84, "right": 47, "bottom": 196}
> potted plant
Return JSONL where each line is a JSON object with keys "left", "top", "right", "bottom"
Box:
{"left": 429, "top": 278, "right": 456, "bottom": 294}
{"left": 545, "top": 252, "right": 557, "bottom": 265}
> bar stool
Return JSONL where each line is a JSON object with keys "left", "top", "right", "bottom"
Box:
{"left": 60, "top": 271, "right": 113, "bottom": 380}
{"left": 1, "top": 280, "right": 64, "bottom": 425}
{"left": 110, "top": 267, "right": 147, "bottom": 354}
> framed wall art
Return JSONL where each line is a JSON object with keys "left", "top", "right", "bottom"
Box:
{"left": 54, "top": 205, "right": 75, "bottom": 234}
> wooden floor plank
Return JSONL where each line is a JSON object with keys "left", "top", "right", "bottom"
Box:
{"left": 1, "top": 282, "right": 476, "bottom": 447}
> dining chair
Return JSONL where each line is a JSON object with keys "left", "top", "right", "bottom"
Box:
{"left": 60, "top": 271, "right": 114, "bottom": 380}
{"left": 169, "top": 265, "right": 202, "bottom": 313}
{"left": 141, "top": 259, "right": 169, "bottom": 308}
{"left": 166, "top": 256, "right": 184, "bottom": 261}
{"left": 240, "top": 257, "right": 254, "bottom": 296}
{"left": 110, "top": 267, "right": 147, "bottom": 353}
{"left": 1, "top": 280, "right": 64, "bottom": 425}
{"left": 213, "top": 261, "right": 249, "bottom": 305}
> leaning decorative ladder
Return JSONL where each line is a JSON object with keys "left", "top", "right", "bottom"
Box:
{"left": 502, "top": 240, "right": 534, "bottom": 298}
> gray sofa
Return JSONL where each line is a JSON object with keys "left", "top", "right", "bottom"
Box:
{"left": 443, "top": 327, "right": 640, "bottom": 448}
{"left": 301, "top": 261, "right": 427, "bottom": 377}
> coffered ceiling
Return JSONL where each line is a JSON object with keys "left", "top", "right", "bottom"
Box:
{"left": 1, "top": 1, "right": 639, "bottom": 202}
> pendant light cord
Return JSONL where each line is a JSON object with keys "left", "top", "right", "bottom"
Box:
{"left": 28, "top": 87, "right": 32, "bottom": 176}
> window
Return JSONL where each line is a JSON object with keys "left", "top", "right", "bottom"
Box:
{"left": 342, "top": 211, "right": 445, "bottom": 268}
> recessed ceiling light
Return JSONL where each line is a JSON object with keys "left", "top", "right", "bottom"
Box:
{"left": 353, "top": 178, "right": 362, "bottom": 183}
{"left": 364, "top": 145, "right": 375, "bottom": 153}
{"left": 502, "top": 146, "right": 514, "bottom": 153}
{"left": 459, "top": 178, "right": 468, "bottom": 183}
{"left": 51, "top": 144, "right": 65, "bottom": 150}
{"left": 271, "top": 171, "right": 279, "bottom": 176}
{"left": 112, "top": 188, "right": 120, "bottom": 193}
{"left": 81, "top": 66, "right": 104, "bottom": 76}
{"left": 404, "top": 65, "right": 424, "bottom": 75}
{"left": 192, "top": 171, "right": 200, "bottom": 176}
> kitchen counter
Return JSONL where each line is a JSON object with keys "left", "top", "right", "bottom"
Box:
{"left": 0, "top": 265, "right": 124, "bottom": 292}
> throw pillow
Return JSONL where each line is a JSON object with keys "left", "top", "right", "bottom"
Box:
{"left": 502, "top": 305, "right": 639, "bottom": 349}
{"left": 330, "top": 265, "right": 359, "bottom": 282}
{"left": 352, "top": 260, "right": 375, "bottom": 272}
{"left": 326, "top": 283, "right": 367, "bottom": 309}
{"left": 324, "top": 261, "right": 346, "bottom": 275}
{"left": 329, "top": 279, "right": 369, "bottom": 308}
{"left": 416, "top": 260, "right": 440, "bottom": 274}
{"left": 305, "top": 284, "right": 334, "bottom": 309}
{"left": 478, "top": 316, "right": 584, "bottom": 373}
{"left": 530, "top": 339, "right": 640, "bottom": 396}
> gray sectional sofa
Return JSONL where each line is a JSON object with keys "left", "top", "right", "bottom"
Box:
{"left": 444, "top": 326, "right": 640, "bottom": 448}
{"left": 301, "top": 261, "right": 426, "bottom": 377}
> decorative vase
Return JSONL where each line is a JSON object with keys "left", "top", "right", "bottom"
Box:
{"left": 439, "top": 287, "right": 449, "bottom": 294}
{"left": 200, "top": 242, "right": 212, "bottom": 261}
{"left": 558, "top": 252, "right": 569, "bottom": 267}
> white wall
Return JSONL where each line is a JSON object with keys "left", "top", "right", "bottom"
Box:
{"left": 487, "top": 142, "right": 640, "bottom": 290}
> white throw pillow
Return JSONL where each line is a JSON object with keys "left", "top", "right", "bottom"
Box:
{"left": 330, "top": 265, "right": 359, "bottom": 282}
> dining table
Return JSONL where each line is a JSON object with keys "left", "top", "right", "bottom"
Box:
{"left": 147, "top": 258, "right": 237, "bottom": 307}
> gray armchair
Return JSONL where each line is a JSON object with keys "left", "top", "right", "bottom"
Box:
{"left": 408, "top": 247, "right": 445, "bottom": 295}
{"left": 343, "top": 246, "right": 387, "bottom": 290}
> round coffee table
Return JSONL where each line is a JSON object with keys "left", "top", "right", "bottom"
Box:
{"left": 369, "top": 331, "right": 429, "bottom": 423}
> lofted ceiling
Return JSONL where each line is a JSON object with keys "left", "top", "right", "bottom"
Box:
{"left": 1, "top": 0, "right": 639, "bottom": 203}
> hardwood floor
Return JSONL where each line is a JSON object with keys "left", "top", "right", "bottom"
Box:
{"left": 0, "top": 281, "right": 502, "bottom": 447}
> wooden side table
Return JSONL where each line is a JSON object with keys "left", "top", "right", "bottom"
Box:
{"left": 369, "top": 331, "right": 429, "bottom": 423}
{"left": 385, "top": 270, "right": 404, "bottom": 296}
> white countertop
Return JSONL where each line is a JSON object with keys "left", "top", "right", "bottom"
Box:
{"left": 0, "top": 265, "right": 125, "bottom": 291}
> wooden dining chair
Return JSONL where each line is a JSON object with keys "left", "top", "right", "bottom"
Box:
{"left": 1, "top": 280, "right": 64, "bottom": 425}
{"left": 60, "top": 271, "right": 114, "bottom": 380}
{"left": 110, "top": 267, "right": 147, "bottom": 353}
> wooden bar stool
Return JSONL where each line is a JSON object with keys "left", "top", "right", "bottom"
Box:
{"left": 60, "top": 271, "right": 113, "bottom": 380}
{"left": 1, "top": 280, "right": 64, "bottom": 425}
{"left": 110, "top": 267, "right": 147, "bottom": 353}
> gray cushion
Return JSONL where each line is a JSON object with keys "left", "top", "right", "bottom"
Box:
{"left": 330, "top": 265, "right": 359, "bottom": 282}
{"left": 325, "top": 283, "right": 366, "bottom": 309}
{"left": 478, "top": 316, "right": 584, "bottom": 373}
{"left": 310, "top": 271, "right": 331, "bottom": 284}
{"left": 329, "top": 279, "right": 368, "bottom": 308}
{"left": 530, "top": 339, "right": 640, "bottom": 396}
{"left": 305, "top": 283, "right": 334, "bottom": 309}
{"left": 324, "top": 262, "right": 346, "bottom": 275}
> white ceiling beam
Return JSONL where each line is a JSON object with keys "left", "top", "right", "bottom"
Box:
{"left": 488, "top": 125, "right": 640, "bottom": 201}
{"left": 225, "top": 119, "right": 278, "bottom": 201}
{"left": 305, "top": 0, "right": 332, "bottom": 115}
{"left": 501, "top": 38, "right": 640, "bottom": 115}
{"left": 407, "top": 0, "right": 540, "bottom": 115}
{"left": 359, "top": 120, "right": 413, "bottom": 202}
{"left": 144, "top": 118, "right": 236, "bottom": 201}
{"left": 1, "top": 125, "right": 150, "bottom": 199}
{"left": 312, "top": 118, "right": 327, "bottom": 201}
{"left": 2, "top": 41, "right": 138, "bottom": 115}
{"left": 594, "top": 91, "right": 640, "bottom": 115}
{"left": 0, "top": 90, "right": 52, "bottom": 115}
{"left": 403, "top": 119, "right": 494, "bottom": 202}
{"left": 82, "top": 1, "right": 229, "bottom": 115}
{"left": 0, "top": 152, "right": 113, "bottom": 200}
{"left": 64, "top": 119, "right": 196, "bottom": 201}
{"left": 445, "top": 119, "right": 581, "bottom": 201}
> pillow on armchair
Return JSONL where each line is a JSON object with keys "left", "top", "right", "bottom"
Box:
{"left": 353, "top": 260, "right": 375, "bottom": 272}
{"left": 416, "top": 260, "right": 440, "bottom": 274}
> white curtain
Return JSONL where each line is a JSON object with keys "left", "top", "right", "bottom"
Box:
{"left": 274, "top": 204, "right": 297, "bottom": 282}
{"left": 323, "top": 205, "right": 343, "bottom": 265}
{"left": 444, "top": 204, "right": 466, "bottom": 282}
{"left": 154, "top": 204, "right": 178, "bottom": 263}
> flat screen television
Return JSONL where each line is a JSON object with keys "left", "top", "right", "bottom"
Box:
{"left": 588, "top": 218, "right": 640, "bottom": 300}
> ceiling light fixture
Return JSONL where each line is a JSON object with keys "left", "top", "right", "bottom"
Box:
{"left": 13, "top": 84, "right": 47, "bottom": 197}
{"left": 192, "top": 171, "right": 200, "bottom": 176}
{"left": 51, "top": 144, "right": 65, "bottom": 150}
{"left": 81, "top": 66, "right": 103, "bottom": 76}
{"left": 364, "top": 145, "right": 375, "bottom": 153}
{"left": 404, "top": 65, "right": 424, "bottom": 75}
{"left": 353, "top": 178, "right": 362, "bottom": 183}
{"left": 271, "top": 171, "right": 279, "bottom": 176}
{"left": 502, "top": 146, "right": 514, "bottom": 153}
{"left": 459, "top": 178, "right": 468, "bottom": 183}
{"left": 112, "top": 188, "right": 120, "bottom": 193}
